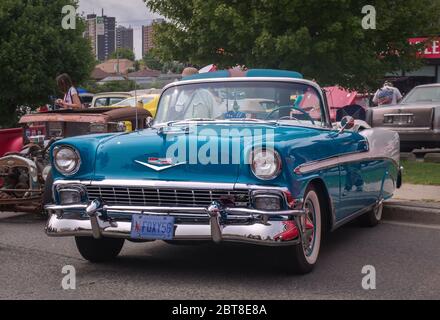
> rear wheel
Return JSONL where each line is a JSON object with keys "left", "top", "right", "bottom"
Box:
{"left": 283, "top": 185, "right": 322, "bottom": 274}
{"left": 359, "top": 202, "right": 383, "bottom": 227}
{"left": 75, "top": 237, "right": 125, "bottom": 263}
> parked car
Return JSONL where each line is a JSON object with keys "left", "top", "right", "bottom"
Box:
{"left": 367, "top": 83, "right": 440, "bottom": 151}
{"left": 91, "top": 92, "right": 132, "bottom": 108}
{"left": 111, "top": 94, "right": 160, "bottom": 117}
{"left": 0, "top": 106, "right": 152, "bottom": 214}
{"left": 45, "top": 69, "right": 401, "bottom": 274}
{"left": 324, "top": 86, "right": 370, "bottom": 122}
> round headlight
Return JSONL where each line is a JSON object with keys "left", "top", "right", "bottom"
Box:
{"left": 53, "top": 146, "right": 81, "bottom": 176}
{"left": 250, "top": 148, "right": 282, "bottom": 180}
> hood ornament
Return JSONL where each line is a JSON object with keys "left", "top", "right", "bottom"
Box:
{"left": 135, "top": 157, "right": 186, "bottom": 172}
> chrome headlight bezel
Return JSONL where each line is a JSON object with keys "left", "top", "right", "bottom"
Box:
{"left": 53, "top": 146, "right": 81, "bottom": 176}
{"left": 249, "top": 148, "right": 282, "bottom": 181}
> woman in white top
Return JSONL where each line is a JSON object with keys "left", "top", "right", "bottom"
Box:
{"left": 55, "top": 73, "right": 82, "bottom": 109}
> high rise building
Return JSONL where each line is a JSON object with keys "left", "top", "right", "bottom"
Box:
{"left": 85, "top": 14, "right": 97, "bottom": 57}
{"left": 116, "top": 26, "right": 134, "bottom": 52}
{"left": 84, "top": 11, "right": 116, "bottom": 61}
{"left": 142, "top": 18, "right": 165, "bottom": 57}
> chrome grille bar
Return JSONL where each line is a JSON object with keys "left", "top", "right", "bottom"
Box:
{"left": 86, "top": 186, "right": 250, "bottom": 208}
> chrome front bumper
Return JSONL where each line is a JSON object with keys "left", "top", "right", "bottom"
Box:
{"left": 45, "top": 202, "right": 305, "bottom": 246}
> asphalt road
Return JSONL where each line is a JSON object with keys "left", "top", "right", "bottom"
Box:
{"left": 0, "top": 212, "right": 439, "bottom": 300}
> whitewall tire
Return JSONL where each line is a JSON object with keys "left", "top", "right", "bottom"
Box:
{"left": 285, "top": 185, "right": 323, "bottom": 274}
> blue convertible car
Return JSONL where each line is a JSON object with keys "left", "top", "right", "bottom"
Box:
{"left": 45, "top": 69, "right": 401, "bottom": 273}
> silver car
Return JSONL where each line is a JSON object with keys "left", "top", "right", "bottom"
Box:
{"left": 368, "top": 83, "right": 440, "bottom": 151}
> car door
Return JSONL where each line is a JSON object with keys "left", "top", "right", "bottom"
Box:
{"left": 332, "top": 131, "right": 383, "bottom": 221}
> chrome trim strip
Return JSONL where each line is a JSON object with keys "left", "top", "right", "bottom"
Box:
{"left": 384, "top": 113, "right": 414, "bottom": 117}
{"left": 163, "top": 77, "right": 321, "bottom": 92}
{"left": 332, "top": 202, "right": 377, "bottom": 231}
{"left": 294, "top": 128, "right": 400, "bottom": 175}
{"left": 134, "top": 160, "right": 187, "bottom": 172}
{"left": 45, "top": 204, "right": 304, "bottom": 217}
{"left": 53, "top": 179, "right": 291, "bottom": 192}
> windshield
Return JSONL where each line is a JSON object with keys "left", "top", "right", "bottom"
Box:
{"left": 154, "top": 81, "right": 327, "bottom": 127}
{"left": 402, "top": 86, "right": 440, "bottom": 103}
{"left": 112, "top": 96, "right": 155, "bottom": 107}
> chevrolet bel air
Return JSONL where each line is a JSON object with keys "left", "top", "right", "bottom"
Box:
{"left": 45, "top": 69, "right": 401, "bottom": 274}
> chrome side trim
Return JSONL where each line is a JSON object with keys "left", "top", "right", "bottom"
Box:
{"left": 332, "top": 202, "right": 377, "bottom": 231}
{"left": 294, "top": 128, "right": 400, "bottom": 175}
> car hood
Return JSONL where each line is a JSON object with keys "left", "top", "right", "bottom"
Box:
{"left": 90, "top": 123, "right": 330, "bottom": 184}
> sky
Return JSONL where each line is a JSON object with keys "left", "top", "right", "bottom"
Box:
{"left": 78, "top": 0, "right": 162, "bottom": 59}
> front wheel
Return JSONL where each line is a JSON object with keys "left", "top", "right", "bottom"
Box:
{"left": 75, "top": 237, "right": 125, "bottom": 263}
{"left": 283, "top": 186, "right": 322, "bottom": 274}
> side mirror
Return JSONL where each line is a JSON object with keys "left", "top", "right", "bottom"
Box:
{"left": 145, "top": 116, "right": 153, "bottom": 128}
{"left": 339, "top": 116, "right": 355, "bottom": 134}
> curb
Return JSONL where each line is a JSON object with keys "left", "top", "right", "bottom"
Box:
{"left": 383, "top": 200, "right": 440, "bottom": 225}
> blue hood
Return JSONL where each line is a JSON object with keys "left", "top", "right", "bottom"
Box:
{"left": 52, "top": 123, "right": 338, "bottom": 185}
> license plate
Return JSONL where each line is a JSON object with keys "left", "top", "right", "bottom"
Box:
{"left": 130, "top": 214, "right": 175, "bottom": 240}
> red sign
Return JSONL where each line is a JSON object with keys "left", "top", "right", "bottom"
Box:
{"left": 409, "top": 37, "right": 440, "bottom": 59}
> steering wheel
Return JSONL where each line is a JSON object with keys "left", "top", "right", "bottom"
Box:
{"left": 265, "top": 105, "right": 315, "bottom": 125}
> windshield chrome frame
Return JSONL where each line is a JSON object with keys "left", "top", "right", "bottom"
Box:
{"left": 155, "top": 77, "right": 332, "bottom": 129}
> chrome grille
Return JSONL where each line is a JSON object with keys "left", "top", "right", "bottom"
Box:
{"left": 86, "top": 185, "right": 250, "bottom": 207}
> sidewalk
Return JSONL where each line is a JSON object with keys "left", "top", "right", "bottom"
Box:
{"left": 384, "top": 183, "right": 440, "bottom": 225}
{"left": 393, "top": 184, "right": 440, "bottom": 203}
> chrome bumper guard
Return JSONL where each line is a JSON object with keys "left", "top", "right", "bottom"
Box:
{"left": 45, "top": 200, "right": 305, "bottom": 246}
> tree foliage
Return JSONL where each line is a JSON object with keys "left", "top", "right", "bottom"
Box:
{"left": 145, "top": 0, "right": 440, "bottom": 91}
{"left": 109, "top": 48, "right": 136, "bottom": 61}
{"left": 0, "top": 0, "right": 94, "bottom": 127}
{"left": 83, "top": 80, "right": 137, "bottom": 94}
{"left": 143, "top": 51, "right": 164, "bottom": 71}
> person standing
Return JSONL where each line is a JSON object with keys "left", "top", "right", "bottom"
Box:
{"left": 55, "top": 73, "right": 82, "bottom": 109}
{"left": 372, "top": 81, "right": 403, "bottom": 106}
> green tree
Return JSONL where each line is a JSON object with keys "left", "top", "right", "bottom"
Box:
{"left": 143, "top": 51, "right": 164, "bottom": 71}
{"left": 162, "top": 61, "right": 185, "bottom": 74}
{"left": 0, "top": 0, "right": 95, "bottom": 127}
{"left": 145, "top": 0, "right": 440, "bottom": 91}
{"left": 109, "top": 48, "right": 136, "bottom": 61}
{"left": 83, "top": 80, "right": 137, "bottom": 94}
